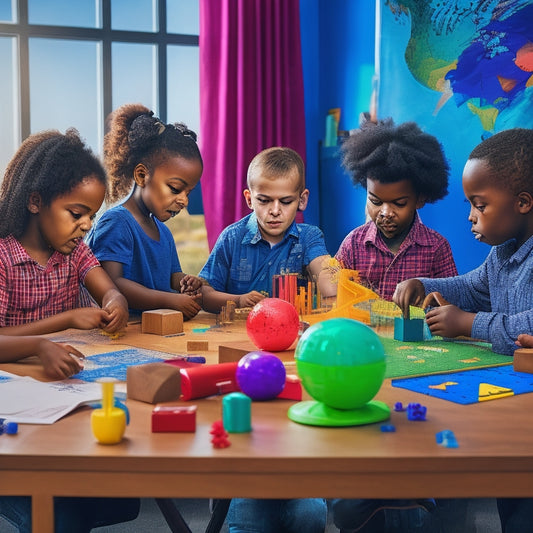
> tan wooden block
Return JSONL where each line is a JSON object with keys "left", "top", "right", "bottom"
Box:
{"left": 218, "top": 340, "right": 295, "bottom": 363}
{"left": 513, "top": 348, "right": 533, "bottom": 374}
{"left": 141, "top": 309, "right": 183, "bottom": 335}
{"left": 127, "top": 362, "right": 181, "bottom": 404}
{"left": 187, "top": 340, "right": 209, "bottom": 352}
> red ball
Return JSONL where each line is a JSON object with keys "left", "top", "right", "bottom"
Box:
{"left": 246, "top": 298, "right": 300, "bottom": 351}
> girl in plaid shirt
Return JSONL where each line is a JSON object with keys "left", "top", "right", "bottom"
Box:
{"left": 0, "top": 129, "right": 129, "bottom": 376}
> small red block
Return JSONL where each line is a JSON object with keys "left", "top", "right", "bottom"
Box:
{"left": 276, "top": 374, "right": 302, "bottom": 401}
{"left": 151, "top": 405, "right": 197, "bottom": 432}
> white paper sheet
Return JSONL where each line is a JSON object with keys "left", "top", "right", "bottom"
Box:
{"left": 0, "top": 372, "right": 103, "bottom": 424}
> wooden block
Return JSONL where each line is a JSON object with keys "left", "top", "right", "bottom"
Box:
{"left": 127, "top": 362, "right": 181, "bottom": 404}
{"left": 141, "top": 309, "right": 183, "bottom": 335}
{"left": 218, "top": 340, "right": 295, "bottom": 363}
{"left": 513, "top": 348, "right": 533, "bottom": 374}
{"left": 187, "top": 340, "right": 209, "bottom": 352}
{"left": 394, "top": 317, "right": 424, "bottom": 342}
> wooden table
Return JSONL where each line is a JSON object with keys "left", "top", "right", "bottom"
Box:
{"left": 2, "top": 314, "right": 533, "bottom": 533}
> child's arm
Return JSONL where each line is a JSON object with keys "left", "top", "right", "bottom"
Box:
{"left": 392, "top": 279, "right": 427, "bottom": 317}
{"left": 309, "top": 255, "right": 340, "bottom": 298}
{"left": 100, "top": 260, "right": 201, "bottom": 320}
{"left": 0, "top": 308, "right": 111, "bottom": 336}
{"left": 0, "top": 336, "right": 85, "bottom": 380}
{"left": 83, "top": 266, "right": 129, "bottom": 331}
{"left": 201, "top": 284, "right": 265, "bottom": 314}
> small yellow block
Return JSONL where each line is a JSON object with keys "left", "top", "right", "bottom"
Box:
{"left": 187, "top": 340, "right": 209, "bottom": 351}
{"left": 142, "top": 309, "right": 183, "bottom": 336}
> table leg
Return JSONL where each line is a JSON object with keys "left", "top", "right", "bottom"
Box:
{"left": 31, "top": 494, "right": 54, "bottom": 533}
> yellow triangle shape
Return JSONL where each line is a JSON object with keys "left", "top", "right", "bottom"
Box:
{"left": 478, "top": 383, "right": 514, "bottom": 402}
{"left": 429, "top": 381, "right": 458, "bottom": 391}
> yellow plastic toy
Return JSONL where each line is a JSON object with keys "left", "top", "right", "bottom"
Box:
{"left": 302, "top": 269, "right": 379, "bottom": 325}
{"left": 91, "top": 378, "right": 126, "bottom": 445}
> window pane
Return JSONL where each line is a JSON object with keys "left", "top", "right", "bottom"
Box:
{"left": 167, "top": 43, "right": 201, "bottom": 213}
{"left": 29, "top": 38, "right": 102, "bottom": 154}
{"left": 0, "top": 36, "right": 19, "bottom": 176}
{"left": 111, "top": 0, "right": 156, "bottom": 32}
{"left": 167, "top": 0, "right": 199, "bottom": 35}
{"left": 112, "top": 42, "right": 158, "bottom": 112}
{"left": 0, "top": 0, "right": 15, "bottom": 23}
{"left": 167, "top": 44, "right": 199, "bottom": 137}
{"left": 28, "top": 0, "right": 101, "bottom": 28}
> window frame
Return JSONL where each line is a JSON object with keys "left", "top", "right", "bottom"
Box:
{"left": 0, "top": 0, "right": 199, "bottom": 141}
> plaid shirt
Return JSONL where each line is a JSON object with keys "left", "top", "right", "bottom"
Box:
{"left": 335, "top": 213, "right": 458, "bottom": 301}
{"left": 0, "top": 235, "right": 99, "bottom": 326}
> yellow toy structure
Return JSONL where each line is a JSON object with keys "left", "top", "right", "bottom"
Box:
{"left": 302, "top": 269, "right": 379, "bottom": 325}
{"left": 91, "top": 378, "right": 126, "bottom": 445}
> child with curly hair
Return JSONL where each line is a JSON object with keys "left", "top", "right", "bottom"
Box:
{"left": 87, "top": 103, "right": 204, "bottom": 319}
{"left": 324, "top": 118, "right": 458, "bottom": 301}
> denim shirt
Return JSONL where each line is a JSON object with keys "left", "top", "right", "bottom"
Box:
{"left": 419, "top": 236, "right": 533, "bottom": 355}
{"left": 199, "top": 213, "right": 329, "bottom": 296}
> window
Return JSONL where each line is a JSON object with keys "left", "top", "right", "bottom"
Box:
{"left": 0, "top": 0, "right": 200, "bottom": 174}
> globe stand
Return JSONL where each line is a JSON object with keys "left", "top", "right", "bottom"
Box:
{"left": 288, "top": 399, "right": 390, "bottom": 427}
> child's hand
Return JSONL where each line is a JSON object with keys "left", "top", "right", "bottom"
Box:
{"left": 37, "top": 339, "right": 85, "bottom": 380}
{"left": 392, "top": 279, "right": 426, "bottom": 318}
{"left": 180, "top": 275, "right": 203, "bottom": 295}
{"left": 516, "top": 333, "right": 533, "bottom": 348}
{"left": 238, "top": 291, "right": 265, "bottom": 308}
{"left": 173, "top": 293, "right": 202, "bottom": 320}
{"left": 425, "top": 305, "right": 475, "bottom": 339}
{"left": 68, "top": 308, "right": 112, "bottom": 330}
{"left": 102, "top": 292, "right": 129, "bottom": 333}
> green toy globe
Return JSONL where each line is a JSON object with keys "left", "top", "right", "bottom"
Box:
{"left": 288, "top": 317, "right": 390, "bottom": 427}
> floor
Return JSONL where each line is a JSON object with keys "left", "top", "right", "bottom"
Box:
{"left": 2, "top": 498, "right": 502, "bottom": 532}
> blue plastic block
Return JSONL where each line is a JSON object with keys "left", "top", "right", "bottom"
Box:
{"left": 436, "top": 429, "right": 459, "bottom": 448}
{"left": 380, "top": 424, "right": 396, "bottom": 432}
{"left": 407, "top": 402, "right": 427, "bottom": 421}
{"left": 394, "top": 402, "right": 406, "bottom": 412}
{"left": 394, "top": 317, "right": 425, "bottom": 342}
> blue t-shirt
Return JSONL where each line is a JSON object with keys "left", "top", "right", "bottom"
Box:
{"left": 199, "top": 213, "right": 329, "bottom": 295}
{"left": 86, "top": 205, "right": 181, "bottom": 295}
{"left": 418, "top": 236, "right": 533, "bottom": 355}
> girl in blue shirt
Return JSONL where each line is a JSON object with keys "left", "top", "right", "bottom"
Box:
{"left": 87, "top": 103, "right": 203, "bottom": 319}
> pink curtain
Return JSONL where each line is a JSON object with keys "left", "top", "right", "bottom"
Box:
{"left": 199, "top": 0, "right": 307, "bottom": 249}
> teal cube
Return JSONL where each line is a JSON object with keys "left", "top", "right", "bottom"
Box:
{"left": 394, "top": 317, "right": 424, "bottom": 342}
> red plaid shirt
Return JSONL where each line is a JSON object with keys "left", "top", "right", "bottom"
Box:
{"left": 0, "top": 235, "right": 100, "bottom": 326}
{"left": 335, "top": 214, "right": 458, "bottom": 301}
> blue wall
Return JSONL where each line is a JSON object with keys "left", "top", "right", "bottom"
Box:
{"left": 301, "top": 1, "right": 376, "bottom": 253}
{"left": 300, "top": 1, "right": 490, "bottom": 274}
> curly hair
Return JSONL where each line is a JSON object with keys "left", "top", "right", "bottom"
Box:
{"left": 0, "top": 129, "right": 106, "bottom": 239}
{"left": 469, "top": 128, "right": 533, "bottom": 194}
{"left": 340, "top": 119, "right": 450, "bottom": 203}
{"left": 247, "top": 147, "right": 305, "bottom": 190}
{"left": 104, "top": 103, "right": 203, "bottom": 202}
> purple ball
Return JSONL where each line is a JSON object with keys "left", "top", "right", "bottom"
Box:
{"left": 236, "top": 351, "right": 286, "bottom": 401}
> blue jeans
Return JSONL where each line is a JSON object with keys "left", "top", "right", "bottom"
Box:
{"left": 332, "top": 498, "right": 435, "bottom": 532}
{"left": 227, "top": 498, "right": 327, "bottom": 533}
{"left": 497, "top": 498, "right": 533, "bottom": 533}
{"left": 0, "top": 496, "right": 140, "bottom": 533}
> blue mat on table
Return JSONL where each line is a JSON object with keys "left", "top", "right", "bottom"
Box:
{"left": 72, "top": 348, "right": 170, "bottom": 382}
{"left": 392, "top": 365, "right": 533, "bottom": 404}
